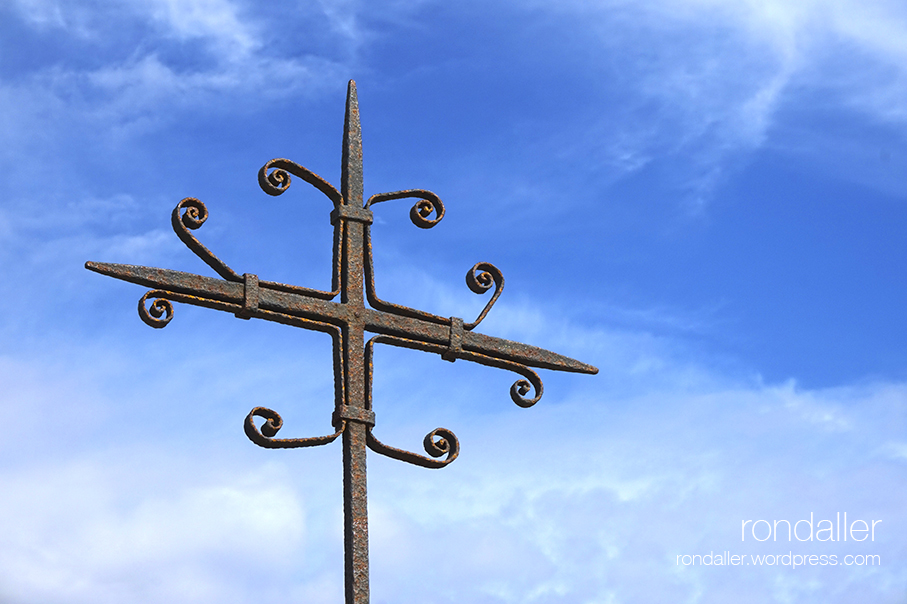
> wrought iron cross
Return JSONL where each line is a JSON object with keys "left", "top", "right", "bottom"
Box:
{"left": 86, "top": 80, "right": 597, "bottom": 604}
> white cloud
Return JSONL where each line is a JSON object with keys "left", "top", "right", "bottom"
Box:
{"left": 146, "top": 0, "right": 260, "bottom": 59}
{"left": 0, "top": 271, "right": 904, "bottom": 603}
{"left": 10, "top": 0, "right": 260, "bottom": 56}
{"left": 1, "top": 3, "right": 905, "bottom": 602}
{"left": 0, "top": 345, "right": 340, "bottom": 604}
{"left": 0, "top": 456, "right": 309, "bottom": 604}
{"left": 9, "top": 0, "right": 80, "bottom": 32}
{"left": 0, "top": 1, "right": 347, "bottom": 149}
{"left": 363, "top": 377, "right": 907, "bottom": 603}
{"left": 316, "top": 0, "right": 363, "bottom": 46}
{"left": 520, "top": 0, "right": 907, "bottom": 203}
{"left": 43, "top": 52, "right": 342, "bottom": 131}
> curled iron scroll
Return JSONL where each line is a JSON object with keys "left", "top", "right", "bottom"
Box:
{"left": 258, "top": 158, "right": 343, "bottom": 206}
{"left": 172, "top": 197, "right": 242, "bottom": 282}
{"left": 256, "top": 158, "right": 343, "bottom": 298}
{"left": 457, "top": 346, "right": 543, "bottom": 408}
{"left": 244, "top": 406, "right": 345, "bottom": 449}
{"left": 366, "top": 189, "right": 445, "bottom": 228}
{"left": 138, "top": 290, "right": 174, "bottom": 328}
{"left": 364, "top": 334, "right": 459, "bottom": 468}
{"left": 463, "top": 262, "right": 504, "bottom": 330}
{"left": 371, "top": 333, "right": 544, "bottom": 408}
{"left": 362, "top": 189, "right": 450, "bottom": 325}
{"left": 137, "top": 289, "right": 242, "bottom": 329}
{"left": 508, "top": 365, "right": 543, "bottom": 408}
{"left": 366, "top": 429, "right": 459, "bottom": 469}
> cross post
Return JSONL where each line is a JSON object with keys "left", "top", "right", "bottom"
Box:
{"left": 86, "top": 80, "right": 597, "bottom": 604}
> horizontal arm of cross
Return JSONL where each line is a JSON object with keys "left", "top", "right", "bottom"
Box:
{"left": 85, "top": 261, "right": 598, "bottom": 376}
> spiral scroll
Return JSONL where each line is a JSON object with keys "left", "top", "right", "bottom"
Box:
{"left": 171, "top": 198, "right": 242, "bottom": 282}
{"left": 257, "top": 158, "right": 343, "bottom": 205}
{"left": 366, "top": 190, "right": 445, "bottom": 229}
{"left": 362, "top": 190, "right": 451, "bottom": 324}
{"left": 244, "top": 406, "right": 344, "bottom": 449}
{"left": 509, "top": 366, "right": 544, "bottom": 408}
{"left": 367, "top": 427, "right": 459, "bottom": 469}
{"left": 423, "top": 428, "right": 458, "bottom": 459}
{"left": 138, "top": 290, "right": 174, "bottom": 328}
{"left": 463, "top": 262, "right": 504, "bottom": 330}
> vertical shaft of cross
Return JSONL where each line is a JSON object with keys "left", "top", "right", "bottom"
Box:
{"left": 339, "top": 80, "right": 370, "bottom": 604}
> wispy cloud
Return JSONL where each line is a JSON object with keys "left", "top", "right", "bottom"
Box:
{"left": 10, "top": 0, "right": 259, "bottom": 55}
{"left": 3, "top": 316, "right": 904, "bottom": 603}
{"left": 1, "top": 3, "right": 905, "bottom": 602}
{"left": 519, "top": 0, "right": 907, "bottom": 205}
{"left": 366, "top": 377, "right": 907, "bottom": 603}
{"left": 8, "top": 0, "right": 84, "bottom": 33}
{"left": 146, "top": 0, "right": 260, "bottom": 59}
{"left": 0, "top": 0, "right": 348, "bottom": 151}
{"left": 0, "top": 455, "right": 312, "bottom": 604}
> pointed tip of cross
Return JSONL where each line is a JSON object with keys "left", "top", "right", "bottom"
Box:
{"left": 345, "top": 80, "right": 359, "bottom": 116}
{"left": 342, "top": 80, "right": 363, "bottom": 205}
{"left": 345, "top": 81, "right": 359, "bottom": 120}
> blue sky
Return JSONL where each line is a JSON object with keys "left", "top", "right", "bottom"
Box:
{"left": 2, "top": 0, "right": 907, "bottom": 602}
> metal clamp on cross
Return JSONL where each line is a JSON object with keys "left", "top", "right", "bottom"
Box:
{"left": 86, "top": 80, "right": 598, "bottom": 604}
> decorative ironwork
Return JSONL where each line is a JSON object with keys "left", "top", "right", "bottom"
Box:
{"left": 86, "top": 80, "right": 598, "bottom": 604}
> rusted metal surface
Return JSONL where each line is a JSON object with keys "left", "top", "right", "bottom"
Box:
{"left": 86, "top": 80, "right": 598, "bottom": 604}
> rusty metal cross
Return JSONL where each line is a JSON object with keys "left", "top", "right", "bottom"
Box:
{"left": 86, "top": 80, "right": 597, "bottom": 604}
